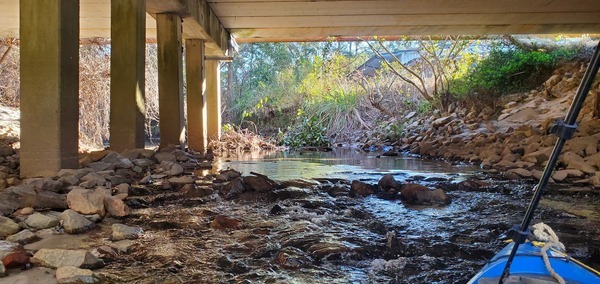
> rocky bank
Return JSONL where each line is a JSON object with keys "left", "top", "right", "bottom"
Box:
{"left": 394, "top": 59, "right": 600, "bottom": 189}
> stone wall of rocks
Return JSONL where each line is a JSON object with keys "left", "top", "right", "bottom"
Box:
{"left": 398, "top": 59, "right": 600, "bottom": 187}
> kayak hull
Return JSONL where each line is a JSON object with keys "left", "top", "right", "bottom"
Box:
{"left": 468, "top": 242, "right": 600, "bottom": 284}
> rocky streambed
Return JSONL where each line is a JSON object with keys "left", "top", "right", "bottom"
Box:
{"left": 0, "top": 148, "right": 599, "bottom": 283}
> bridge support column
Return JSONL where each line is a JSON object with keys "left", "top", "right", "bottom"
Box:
{"left": 157, "top": 13, "right": 185, "bottom": 147}
{"left": 185, "top": 39, "right": 207, "bottom": 153}
{"left": 206, "top": 60, "right": 221, "bottom": 143}
{"left": 110, "top": 0, "right": 146, "bottom": 152}
{"left": 19, "top": 0, "right": 79, "bottom": 177}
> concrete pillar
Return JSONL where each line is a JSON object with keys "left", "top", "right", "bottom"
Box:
{"left": 206, "top": 60, "right": 221, "bottom": 142}
{"left": 20, "top": 0, "right": 79, "bottom": 177}
{"left": 185, "top": 39, "right": 207, "bottom": 153}
{"left": 110, "top": 0, "right": 146, "bottom": 152}
{"left": 156, "top": 13, "right": 185, "bottom": 147}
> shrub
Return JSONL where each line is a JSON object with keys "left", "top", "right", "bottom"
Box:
{"left": 282, "top": 116, "right": 330, "bottom": 148}
{"left": 451, "top": 45, "right": 581, "bottom": 97}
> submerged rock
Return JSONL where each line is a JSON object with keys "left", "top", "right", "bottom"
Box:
{"left": 350, "top": 180, "right": 375, "bottom": 197}
{"left": 275, "top": 246, "right": 314, "bottom": 269}
{"left": 111, "top": 224, "right": 142, "bottom": 241}
{"left": 211, "top": 215, "right": 242, "bottom": 230}
{"left": 400, "top": 184, "right": 451, "bottom": 205}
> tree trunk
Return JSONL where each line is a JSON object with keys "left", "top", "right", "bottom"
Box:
{"left": 0, "top": 44, "right": 13, "bottom": 66}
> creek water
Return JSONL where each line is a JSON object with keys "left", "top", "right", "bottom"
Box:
{"left": 99, "top": 149, "right": 600, "bottom": 284}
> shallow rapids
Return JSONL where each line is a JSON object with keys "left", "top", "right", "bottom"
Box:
{"left": 96, "top": 149, "right": 600, "bottom": 283}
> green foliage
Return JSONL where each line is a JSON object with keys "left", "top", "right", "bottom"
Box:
{"left": 417, "top": 101, "right": 431, "bottom": 113}
{"left": 386, "top": 122, "right": 404, "bottom": 141}
{"left": 282, "top": 116, "right": 330, "bottom": 148}
{"left": 451, "top": 45, "right": 580, "bottom": 97}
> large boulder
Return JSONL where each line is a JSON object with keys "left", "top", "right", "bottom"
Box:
{"left": 66, "top": 187, "right": 107, "bottom": 216}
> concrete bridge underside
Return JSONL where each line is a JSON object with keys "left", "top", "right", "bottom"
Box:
{"left": 0, "top": 0, "right": 599, "bottom": 177}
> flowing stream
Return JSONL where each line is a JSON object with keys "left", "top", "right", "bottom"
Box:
{"left": 96, "top": 149, "right": 600, "bottom": 283}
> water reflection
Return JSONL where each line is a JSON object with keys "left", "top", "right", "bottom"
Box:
{"left": 215, "top": 148, "right": 479, "bottom": 182}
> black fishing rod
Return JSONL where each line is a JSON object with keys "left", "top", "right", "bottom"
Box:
{"left": 499, "top": 40, "right": 600, "bottom": 284}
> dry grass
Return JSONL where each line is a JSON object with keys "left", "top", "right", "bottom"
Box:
{"left": 0, "top": 39, "right": 161, "bottom": 150}
{"left": 0, "top": 39, "right": 20, "bottom": 108}
{"left": 209, "top": 124, "right": 283, "bottom": 155}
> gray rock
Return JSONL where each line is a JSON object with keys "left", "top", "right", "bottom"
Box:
{"left": 154, "top": 152, "right": 176, "bottom": 163}
{"left": 109, "top": 240, "right": 136, "bottom": 253}
{"left": 59, "top": 209, "right": 95, "bottom": 234}
{"left": 120, "top": 150, "right": 141, "bottom": 160}
{"left": 0, "top": 145, "right": 14, "bottom": 157}
{"left": 31, "top": 249, "right": 103, "bottom": 269}
{"left": 132, "top": 158, "right": 155, "bottom": 167}
{"left": 56, "top": 266, "right": 102, "bottom": 284}
{"left": 58, "top": 175, "right": 80, "bottom": 187}
{"left": 0, "top": 216, "right": 20, "bottom": 237}
{"left": 66, "top": 188, "right": 106, "bottom": 216}
{"left": 11, "top": 185, "right": 68, "bottom": 210}
{"left": 80, "top": 172, "right": 107, "bottom": 186}
{"left": 160, "top": 161, "right": 184, "bottom": 176}
{"left": 0, "top": 261, "right": 5, "bottom": 277}
{"left": 101, "top": 152, "right": 124, "bottom": 164}
{"left": 111, "top": 224, "right": 142, "bottom": 241}
{"left": 115, "top": 158, "right": 134, "bottom": 169}
{"left": 109, "top": 175, "right": 130, "bottom": 185}
{"left": 83, "top": 214, "right": 102, "bottom": 223}
{"left": 168, "top": 176, "right": 195, "bottom": 184}
{"left": 87, "top": 162, "right": 111, "bottom": 172}
{"left": 22, "top": 177, "right": 64, "bottom": 192}
{"left": 0, "top": 190, "right": 21, "bottom": 215}
{"left": 6, "top": 229, "right": 38, "bottom": 244}
{"left": 24, "top": 212, "right": 60, "bottom": 229}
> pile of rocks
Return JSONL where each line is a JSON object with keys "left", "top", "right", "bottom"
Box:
{"left": 398, "top": 59, "right": 600, "bottom": 187}
{"left": 0, "top": 145, "right": 212, "bottom": 282}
